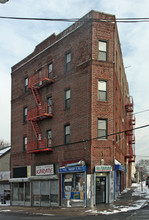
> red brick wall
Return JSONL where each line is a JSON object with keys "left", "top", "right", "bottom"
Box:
{"left": 11, "top": 18, "right": 93, "bottom": 176}
{"left": 11, "top": 10, "right": 132, "bottom": 179}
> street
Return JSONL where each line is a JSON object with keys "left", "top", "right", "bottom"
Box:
{"left": 0, "top": 205, "right": 149, "bottom": 220}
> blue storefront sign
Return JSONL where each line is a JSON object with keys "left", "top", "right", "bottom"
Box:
{"left": 59, "top": 166, "right": 86, "bottom": 173}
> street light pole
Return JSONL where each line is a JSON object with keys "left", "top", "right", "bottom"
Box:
{"left": 140, "top": 167, "right": 143, "bottom": 192}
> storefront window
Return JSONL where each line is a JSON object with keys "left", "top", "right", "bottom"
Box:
{"left": 75, "top": 173, "right": 85, "bottom": 191}
{"left": 41, "top": 181, "right": 49, "bottom": 204}
{"left": 51, "top": 180, "right": 59, "bottom": 203}
{"left": 64, "top": 173, "right": 85, "bottom": 192}
{"left": 25, "top": 182, "right": 30, "bottom": 202}
{"left": 64, "top": 174, "right": 73, "bottom": 191}
{"left": 33, "top": 181, "right": 40, "bottom": 204}
{"left": 12, "top": 183, "right": 19, "bottom": 201}
{"left": 18, "top": 183, "right": 24, "bottom": 201}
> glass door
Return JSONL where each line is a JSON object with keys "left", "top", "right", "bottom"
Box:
{"left": 96, "top": 176, "right": 106, "bottom": 204}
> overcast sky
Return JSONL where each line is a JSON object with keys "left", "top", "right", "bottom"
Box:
{"left": 0, "top": 0, "right": 149, "bottom": 161}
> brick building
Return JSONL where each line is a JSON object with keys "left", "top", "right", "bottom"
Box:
{"left": 11, "top": 10, "right": 135, "bottom": 207}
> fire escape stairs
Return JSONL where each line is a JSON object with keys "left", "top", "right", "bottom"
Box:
{"left": 27, "top": 74, "right": 53, "bottom": 154}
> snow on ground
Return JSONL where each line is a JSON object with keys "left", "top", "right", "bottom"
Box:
{"left": 86, "top": 182, "right": 149, "bottom": 215}
{"left": 0, "top": 200, "right": 10, "bottom": 207}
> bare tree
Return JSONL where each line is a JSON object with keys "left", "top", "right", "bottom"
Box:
{"left": 136, "top": 159, "right": 149, "bottom": 179}
{"left": 0, "top": 139, "right": 10, "bottom": 149}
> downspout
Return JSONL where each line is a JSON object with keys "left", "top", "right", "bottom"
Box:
{"left": 113, "top": 20, "right": 116, "bottom": 200}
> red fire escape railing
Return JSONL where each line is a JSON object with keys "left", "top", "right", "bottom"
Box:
{"left": 28, "top": 72, "right": 54, "bottom": 89}
{"left": 125, "top": 96, "right": 133, "bottom": 113}
{"left": 125, "top": 96, "right": 135, "bottom": 162}
{"left": 27, "top": 71, "right": 53, "bottom": 153}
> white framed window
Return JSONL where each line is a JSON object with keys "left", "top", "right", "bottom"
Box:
{"left": 65, "top": 124, "right": 70, "bottom": 144}
{"left": 23, "top": 107, "right": 28, "bottom": 123}
{"left": 23, "top": 136, "right": 27, "bottom": 151}
{"left": 98, "top": 41, "right": 107, "bottom": 61}
{"left": 24, "top": 77, "right": 28, "bottom": 93}
{"left": 47, "top": 130, "right": 52, "bottom": 147}
{"left": 65, "top": 89, "right": 71, "bottom": 109}
{"left": 98, "top": 119, "right": 107, "bottom": 139}
{"left": 66, "top": 52, "right": 71, "bottom": 72}
{"left": 47, "top": 96, "right": 52, "bottom": 114}
{"left": 98, "top": 80, "right": 107, "bottom": 101}
{"left": 48, "top": 63, "right": 53, "bottom": 79}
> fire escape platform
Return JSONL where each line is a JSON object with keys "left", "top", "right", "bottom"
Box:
{"left": 28, "top": 77, "right": 54, "bottom": 89}
{"left": 27, "top": 148, "right": 53, "bottom": 154}
{"left": 28, "top": 113, "right": 53, "bottom": 122}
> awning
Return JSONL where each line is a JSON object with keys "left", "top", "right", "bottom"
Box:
{"left": 115, "top": 164, "right": 126, "bottom": 172}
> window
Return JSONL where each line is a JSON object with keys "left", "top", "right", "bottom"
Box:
{"left": 64, "top": 173, "right": 85, "bottom": 192}
{"left": 47, "top": 97, "right": 52, "bottom": 114}
{"left": 23, "top": 136, "right": 27, "bottom": 151}
{"left": 65, "top": 89, "right": 71, "bottom": 109}
{"left": 48, "top": 63, "right": 53, "bottom": 79}
{"left": 98, "top": 119, "right": 107, "bottom": 139}
{"left": 24, "top": 77, "right": 28, "bottom": 93}
{"left": 47, "top": 130, "right": 52, "bottom": 147}
{"left": 98, "top": 41, "right": 107, "bottom": 61}
{"left": 66, "top": 52, "right": 71, "bottom": 72}
{"left": 23, "top": 107, "right": 28, "bottom": 123}
{"left": 38, "top": 69, "right": 42, "bottom": 86}
{"left": 98, "top": 80, "right": 107, "bottom": 101}
{"left": 65, "top": 124, "right": 70, "bottom": 144}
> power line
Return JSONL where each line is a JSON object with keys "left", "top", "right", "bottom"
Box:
{"left": 1, "top": 16, "right": 149, "bottom": 23}
{"left": 50, "top": 123, "right": 149, "bottom": 149}
{"left": 134, "top": 109, "right": 149, "bottom": 115}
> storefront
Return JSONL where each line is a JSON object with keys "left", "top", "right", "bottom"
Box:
{"left": 59, "top": 165, "right": 87, "bottom": 207}
{"left": 10, "top": 164, "right": 59, "bottom": 207}
{"left": 114, "top": 164, "right": 126, "bottom": 199}
{"left": 94, "top": 165, "right": 114, "bottom": 205}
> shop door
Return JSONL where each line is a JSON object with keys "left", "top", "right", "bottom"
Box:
{"left": 96, "top": 176, "right": 106, "bottom": 204}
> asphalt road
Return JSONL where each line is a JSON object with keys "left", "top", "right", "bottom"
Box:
{"left": 0, "top": 205, "right": 149, "bottom": 220}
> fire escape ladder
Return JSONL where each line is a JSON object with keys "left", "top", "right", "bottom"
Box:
{"left": 31, "top": 121, "right": 45, "bottom": 149}
{"left": 27, "top": 71, "right": 54, "bottom": 154}
{"left": 31, "top": 87, "right": 45, "bottom": 115}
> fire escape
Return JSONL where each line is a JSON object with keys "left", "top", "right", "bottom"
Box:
{"left": 27, "top": 71, "right": 53, "bottom": 153}
{"left": 125, "top": 96, "right": 136, "bottom": 162}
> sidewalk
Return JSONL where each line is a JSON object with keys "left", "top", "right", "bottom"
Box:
{"left": 0, "top": 183, "right": 148, "bottom": 217}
